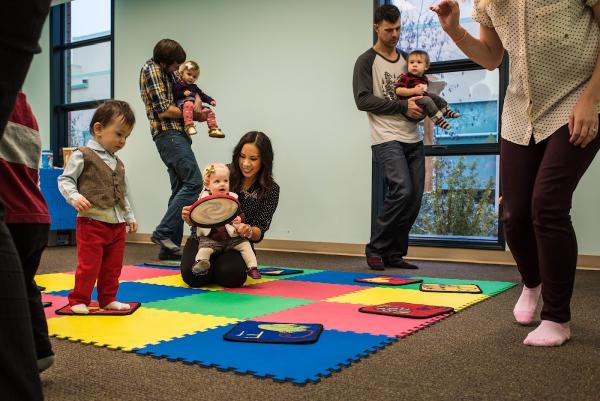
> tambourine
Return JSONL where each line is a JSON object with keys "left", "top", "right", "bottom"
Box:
{"left": 189, "top": 193, "right": 240, "bottom": 228}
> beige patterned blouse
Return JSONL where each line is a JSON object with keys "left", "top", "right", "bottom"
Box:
{"left": 472, "top": 0, "right": 600, "bottom": 145}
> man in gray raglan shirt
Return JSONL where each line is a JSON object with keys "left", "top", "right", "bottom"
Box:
{"left": 353, "top": 4, "right": 425, "bottom": 271}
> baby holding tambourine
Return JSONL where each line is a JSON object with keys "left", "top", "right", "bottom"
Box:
{"left": 189, "top": 163, "right": 261, "bottom": 279}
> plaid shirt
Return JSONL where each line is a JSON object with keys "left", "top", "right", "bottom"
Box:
{"left": 396, "top": 73, "right": 429, "bottom": 90}
{"left": 139, "top": 59, "right": 184, "bottom": 138}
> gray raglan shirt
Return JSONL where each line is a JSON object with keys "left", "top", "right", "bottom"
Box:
{"left": 353, "top": 48, "right": 420, "bottom": 145}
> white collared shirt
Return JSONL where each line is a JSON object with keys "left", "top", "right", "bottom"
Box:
{"left": 473, "top": 0, "right": 600, "bottom": 145}
{"left": 58, "top": 140, "right": 135, "bottom": 224}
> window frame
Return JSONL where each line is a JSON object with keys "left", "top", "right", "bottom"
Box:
{"left": 49, "top": 0, "right": 114, "bottom": 166}
{"left": 372, "top": 0, "right": 508, "bottom": 250}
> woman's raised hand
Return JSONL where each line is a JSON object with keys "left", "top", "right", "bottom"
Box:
{"left": 430, "top": 0, "right": 461, "bottom": 35}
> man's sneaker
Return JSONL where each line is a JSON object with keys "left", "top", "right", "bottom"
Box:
{"left": 208, "top": 127, "right": 225, "bottom": 138}
{"left": 151, "top": 235, "right": 182, "bottom": 253}
{"left": 366, "top": 256, "right": 385, "bottom": 271}
{"left": 247, "top": 267, "right": 262, "bottom": 279}
{"left": 158, "top": 249, "right": 182, "bottom": 261}
{"left": 384, "top": 257, "right": 419, "bottom": 269}
{"left": 192, "top": 259, "right": 210, "bottom": 276}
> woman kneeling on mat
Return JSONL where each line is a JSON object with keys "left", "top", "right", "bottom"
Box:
{"left": 181, "top": 131, "right": 280, "bottom": 287}
{"left": 190, "top": 162, "right": 261, "bottom": 279}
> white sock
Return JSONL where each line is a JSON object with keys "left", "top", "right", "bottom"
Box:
{"left": 103, "top": 301, "right": 131, "bottom": 311}
{"left": 523, "top": 320, "right": 571, "bottom": 347}
{"left": 71, "top": 303, "right": 89, "bottom": 314}
{"left": 513, "top": 284, "right": 541, "bottom": 325}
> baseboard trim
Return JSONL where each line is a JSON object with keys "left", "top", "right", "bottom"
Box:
{"left": 126, "top": 234, "right": 600, "bottom": 271}
{"left": 256, "top": 239, "right": 519, "bottom": 265}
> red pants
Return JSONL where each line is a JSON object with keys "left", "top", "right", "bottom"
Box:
{"left": 68, "top": 217, "right": 126, "bottom": 307}
{"left": 182, "top": 101, "right": 218, "bottom": 129}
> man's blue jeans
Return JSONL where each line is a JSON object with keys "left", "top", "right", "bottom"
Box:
{"left": 367, "top": 140, "right": 425, "bottom": 260}
{"left": 153, "top": 131, "right": 202, "bottom": 253}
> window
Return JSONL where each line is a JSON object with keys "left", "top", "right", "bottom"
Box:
{"left": 373, "top": 0, "right": 508, "bottom": 249}
{"left": 50, "top": 0, "right": 113, "bottom": 165}
{"left": 396, "top": 0, "right": 481, "bottom": 62}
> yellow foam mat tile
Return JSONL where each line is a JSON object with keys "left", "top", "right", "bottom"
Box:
{"left": 326, "top": 287, "right": 488, "bottom": 311}
{"left": 47, "top": 307, "right": 238, "bottom": 351}
{"left": 135, "top": 274, "right": 277, "bottom": 291}
{"left": 243, "top": 276, "right": 279, "bottom": 286}
{"left": 35, "top": 273, "right": 75, "bottom": 293}
{"left": 135, "top": 275, "right": 215, "bottom": 289}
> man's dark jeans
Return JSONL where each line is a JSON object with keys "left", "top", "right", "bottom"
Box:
{"left": 367, "top": 140, "right": 425, "bottom": 260}
{"left": 153, "top": 131, "right": 202, "bottom": 252}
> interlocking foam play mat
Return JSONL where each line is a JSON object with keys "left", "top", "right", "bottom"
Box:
{"left": 38, "top": 265, "right": 515, "bottom": 384}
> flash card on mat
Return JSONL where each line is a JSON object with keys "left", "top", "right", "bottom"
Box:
{"left": 359, "top": 302, "right": 453, "bottom": 319}
{"left": 354, "top": 276, "right": 422, "bottom": 286}
{"left": 224, "top": 321, "right": 323, "bottom": 344}
{"left": 259, "top": 267, "right": 304, "bottom": 276}
{"left": 419, "top": 283, "right": 482, "bottom": 293}
{"left": 55, "top": 302, "right": 141, "bottom": 315}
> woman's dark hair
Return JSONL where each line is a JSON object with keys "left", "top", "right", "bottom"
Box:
{"left": 230, "top": 131, "right": 274, "bottom": 197}
{"left": 374, "top": 4, "right": 400, "bottom": 24}
{"left": 153, "top": 39, "right": 186, "bottom": 66}
{"left": 90, "top": 100, "right": 135, "bottom": 135}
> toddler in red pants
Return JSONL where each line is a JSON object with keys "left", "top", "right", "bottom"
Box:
{"left": 173, "top": 60, "right": 224, "bottom": 138}
{"left": 58, "top": 100, "right": 138, "bottom": 314}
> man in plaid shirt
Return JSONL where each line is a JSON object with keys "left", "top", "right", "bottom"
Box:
{"left": 140, "top": 39, "right": 208, "bottom": 260}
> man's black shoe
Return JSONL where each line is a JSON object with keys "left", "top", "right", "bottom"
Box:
{"left": 385, "top": 258, "right": 419, "bottom": 269}
{"left": 367, "top": 256, "right": 385, "bottom": 271}
{"left": 158, "top": 252, "right": 181, "bottom": 261}
{"left": 151, "top": 235, "right": 182, "bottom": 253}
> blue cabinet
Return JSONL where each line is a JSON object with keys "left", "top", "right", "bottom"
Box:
{"left": 39, "top": 168, "right": 76, "bottom": 244}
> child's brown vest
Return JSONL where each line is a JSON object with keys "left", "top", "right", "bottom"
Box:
{"left": 77, "top": 146, "right": 126, "bottom": 209}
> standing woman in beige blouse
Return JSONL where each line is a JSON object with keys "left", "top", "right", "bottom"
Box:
{"left": 431, "top": 0, "right": 600, "bottom": 347}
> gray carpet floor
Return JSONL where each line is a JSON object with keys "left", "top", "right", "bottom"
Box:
{"left": 37, "top": 244, "right": 599, "bottom": 401}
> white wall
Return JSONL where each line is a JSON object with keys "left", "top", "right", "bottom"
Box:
{"left": 114, "top": 0, "right": 373, "bottom": 244}
{"left": 22, "top": 19, "right": 51, "bottom": 150}
{"left": 21, "top": 0, "right": 600, "bottom": 256}
{"left": 572, "top": 157, "right": 600, "bottom": 254}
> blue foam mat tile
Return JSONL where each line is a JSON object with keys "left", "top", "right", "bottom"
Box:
{"left": 133, "top": 324, "right": 395, "bottom": 385}
{"left": 49, "top": 281, "right": 206, "bottom": 303}
{"left": 284, "top": 270, "right": 411, "bottom": 287}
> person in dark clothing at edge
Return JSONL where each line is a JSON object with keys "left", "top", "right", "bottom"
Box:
{"left": 0, "top": 1, "right": 52, "bottom": 400}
